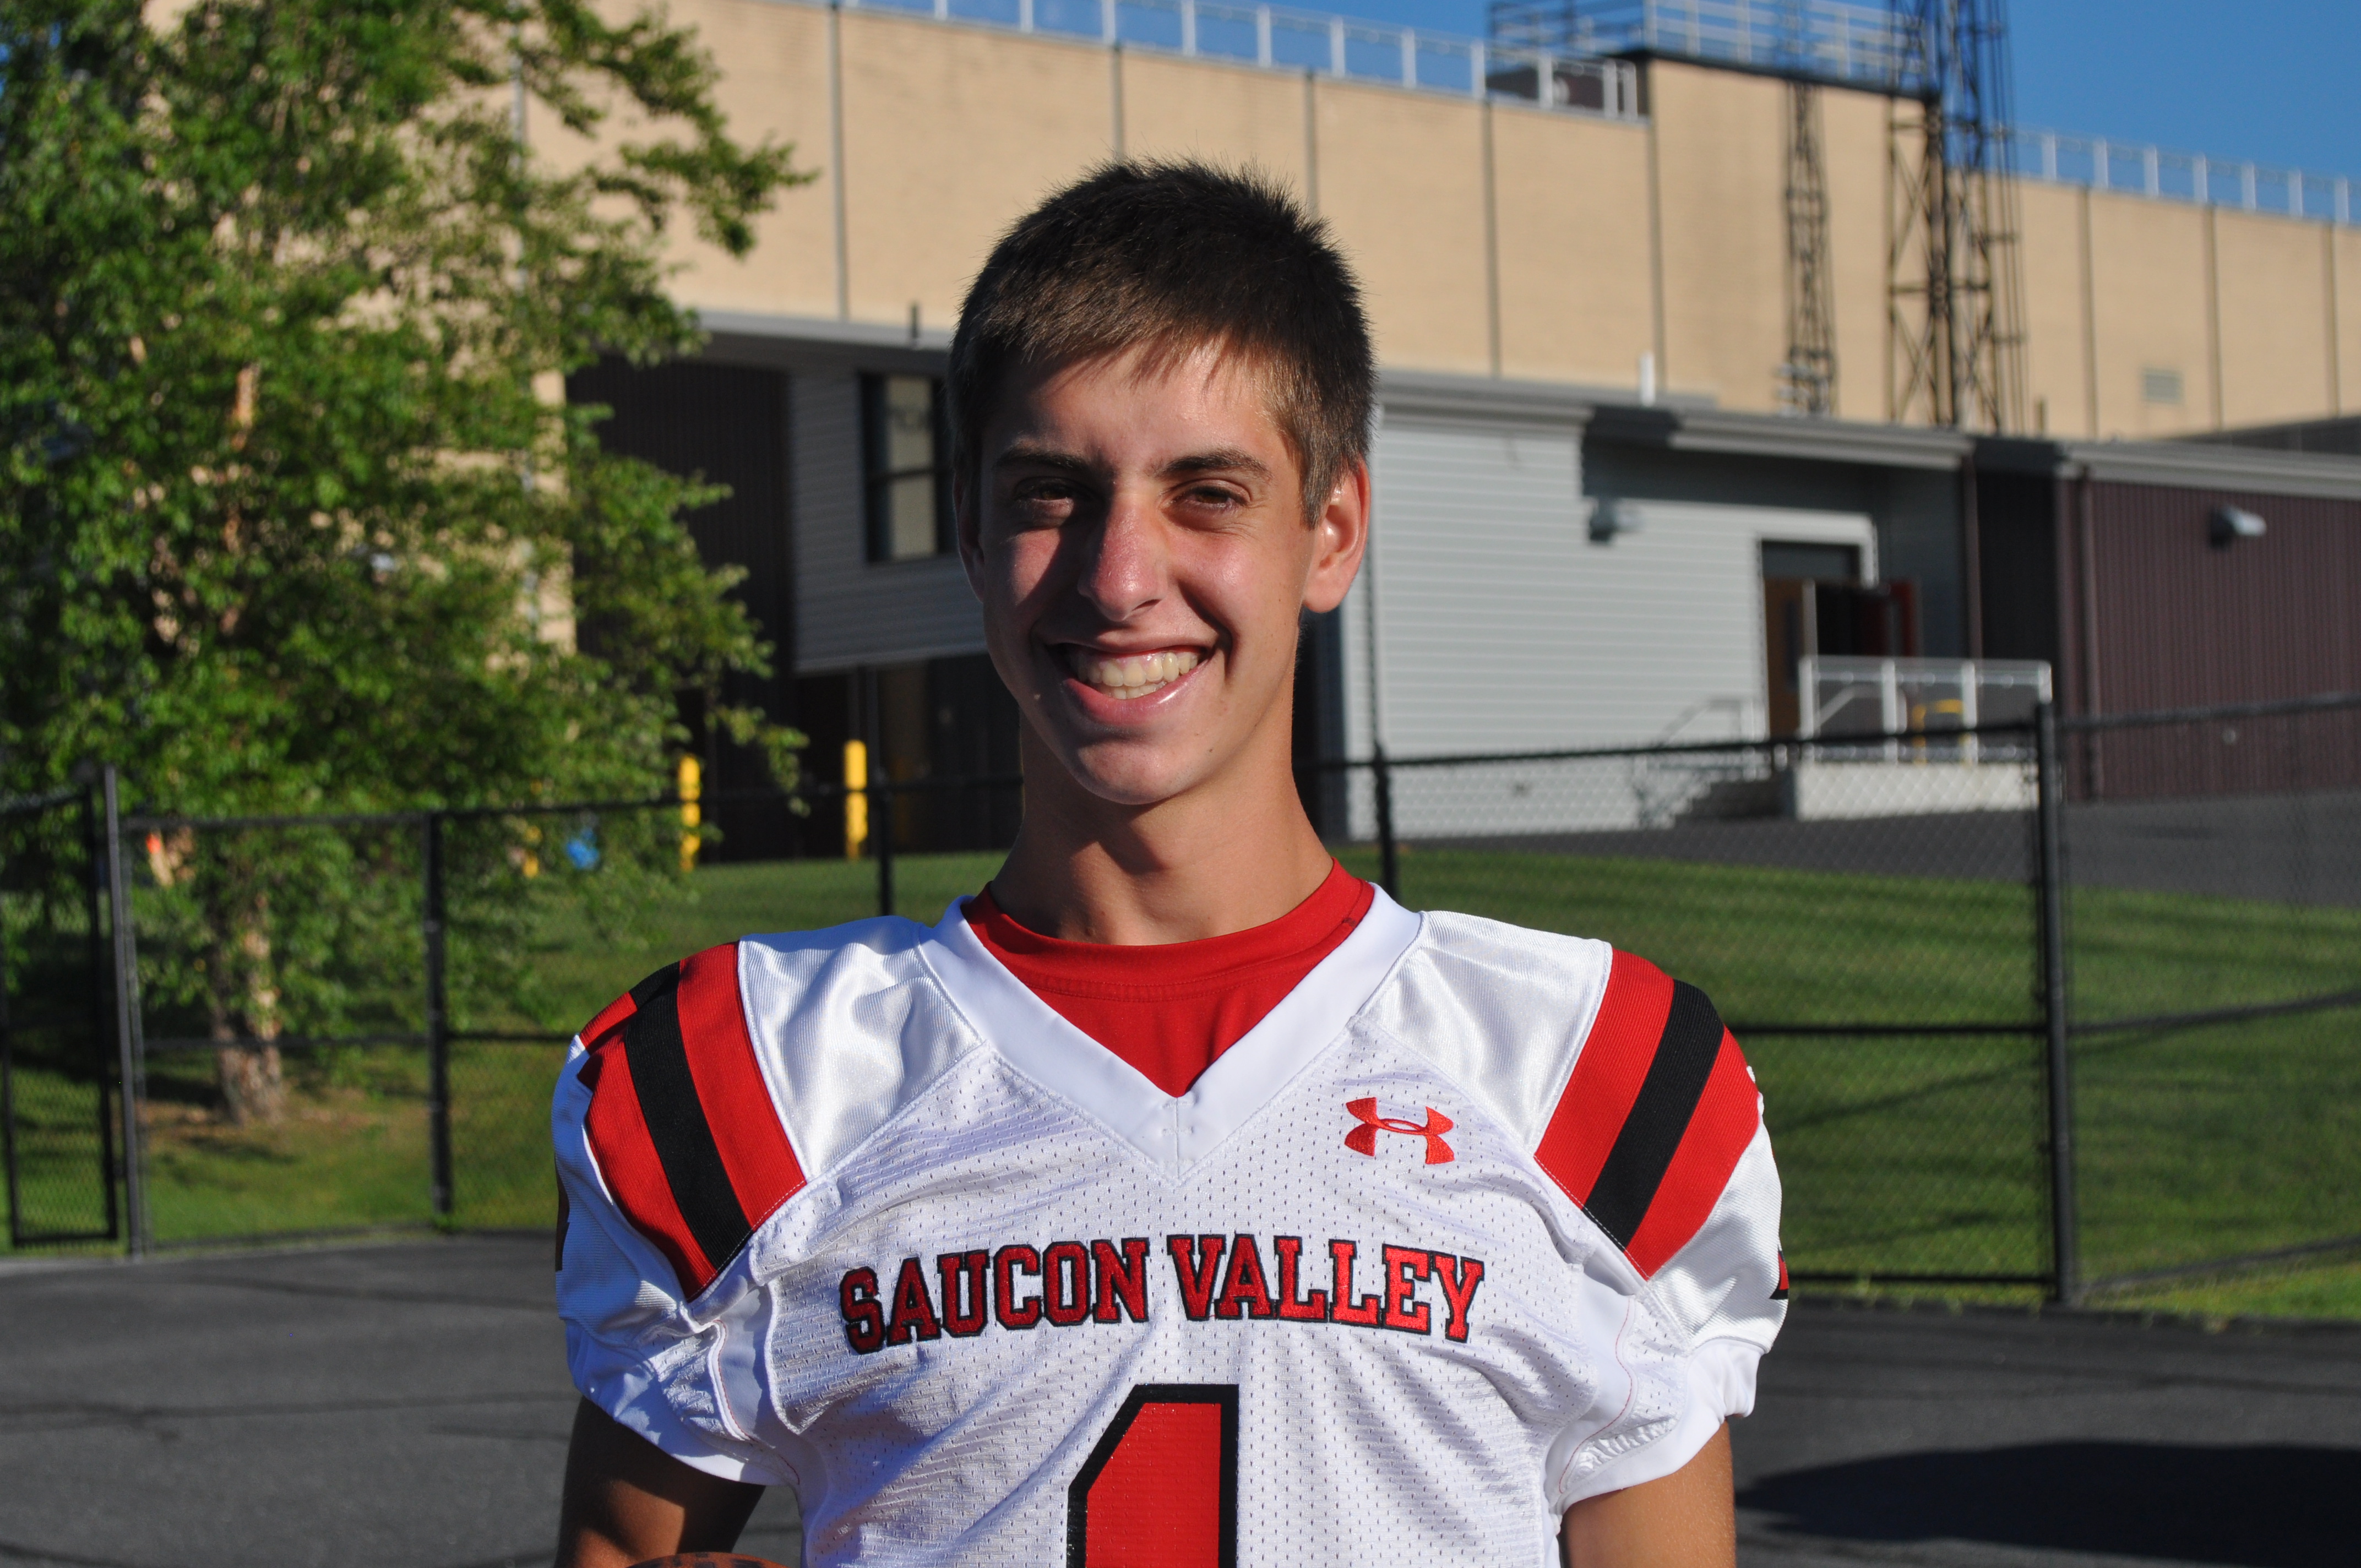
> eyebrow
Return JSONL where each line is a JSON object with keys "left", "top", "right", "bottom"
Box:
{"left": 990, "top": 443, "right": 1272, "bottom": 483}
{"left": 1162, "top": 448, "right": 1270, "bottom": 481}
{"left": 992, "top": 442, "right": 1097, "bottom": 477}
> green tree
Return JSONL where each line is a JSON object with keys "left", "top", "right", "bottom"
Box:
{"left": 1, "top": 0, "right": 806, "bottom": 1121}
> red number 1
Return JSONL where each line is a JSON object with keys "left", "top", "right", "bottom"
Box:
{"left": 1065, "top": 1384, "right": 1238, "bottom": 1568}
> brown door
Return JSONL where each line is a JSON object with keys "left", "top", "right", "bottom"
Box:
{"left": 1763, "top": 576, "right": 1814, "bottom": 737}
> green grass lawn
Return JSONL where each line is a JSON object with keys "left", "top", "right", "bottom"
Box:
{"left": 7, "top": 846, "right": 2354, "bottom": 1320}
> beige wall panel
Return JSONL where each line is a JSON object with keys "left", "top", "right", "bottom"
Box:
{"left": 2086, "top": 194, "right": 2213, "bottom": 437}
{"left": 1819, "top": 87, "right": 1889, "bottom": 422}
{"left": 840, "top": 15, "right": 1114, "bottom": 327}
{"left": 2337, "top": 228, "right": 2361, "bottom": 415}
{"left": 1314, "top": 82, "right": 1490, "bottom": 375}
{"left": 1488, "top": 107, "right": 1652, "bottom": 386}
{"left": 2210, "top": 211, "right": 2335, "bottom": 428}
{"left": 2016, "top": 182, "right": 2093, "bottom": 437}
{"left": 1119, "top": 53, "right": 1307, "bottom": 193}
{"left": 654, "top": 0, "right": 837, "bottom": 320}
{"left": 1650, "top": 61, "right": 1788, "bottom": 412}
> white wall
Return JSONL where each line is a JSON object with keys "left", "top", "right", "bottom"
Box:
{"left": 1348, "top": 415, "right": 1875, "bottom": 836}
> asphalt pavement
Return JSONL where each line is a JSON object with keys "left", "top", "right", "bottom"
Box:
{"left": 0, "top": 1238, "right": 2352, "bottom": 1567}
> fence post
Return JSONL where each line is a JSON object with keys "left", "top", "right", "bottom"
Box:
{"left": 82, "top": 788, "right": 119, "bottom": 1242}
{"left": 874, "top": 777, "right": 895, "bottom": 919}
{"left": 422, "top": 811, "right": 453, "bottom": 1224}
{"left": 2033, "top": 702, "right": 2079, "bottom": 1304}
{"left": 100, "top": 767, "right": 149, "bottom": 1257}
{"left": 1372, "top": 746, "right": 1400, "bottom": 901}
{"left": 1, "top": 840, "right": 17, "bottom": 1246}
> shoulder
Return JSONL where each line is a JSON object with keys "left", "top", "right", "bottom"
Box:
{"left": 1363, "top": 910, "right": 1615, "bottom": 1143}
{"left": 561, "top": 915, "right": 973, "bottom": 1300}
{"left": 1376, "top": 913, "right": 1762, "bottom": 1281}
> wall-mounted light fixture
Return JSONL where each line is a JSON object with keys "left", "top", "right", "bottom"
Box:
{"left": 1588, "top": 498, "right": 1642, "bottom": 543}
{"left": 2208, "top": 505, "right": 2266, "bottom": 548}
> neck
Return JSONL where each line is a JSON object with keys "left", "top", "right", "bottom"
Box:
{"left": 986, "top": 726, "right": 1336, "bottom": 944}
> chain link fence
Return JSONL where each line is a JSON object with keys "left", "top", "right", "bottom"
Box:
{"left": 3, "top": 697, "right": 2352, "bottom": 1306}
{"left": 0, "top": 787, "right": 121, "bottom": 1249}
{"left": 2058, "top": 694, "right": 2361, "bottom": 1299}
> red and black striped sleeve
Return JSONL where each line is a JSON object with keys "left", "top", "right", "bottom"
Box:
{"left": 1533, "top": 950, "right": 1761, "bottom": 1280}
{"left": 575, "top": 943, "right": 807, "bottom": 1300}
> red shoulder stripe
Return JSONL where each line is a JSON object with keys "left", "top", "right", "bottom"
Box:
{"left": 1533, "top": 950, "right": 1673, "bottom": 1205}
{"left": 672, "top": 944, "right": 806, "bottom": 1238}
{"left": 1622, "top": 1029, "right": 1760, "bottom": 1278}
{"left": 575, "top": 946, "right": 806, "bottom": 1298}
{"left": 579, "top": 990, "right": 637, "bottom": 1049}
{"left": 1532, "top": 950, "right": 1760, "bottom": 1279}
{"left": 578, "top": 1031, "right": 714, "bottom": 1293}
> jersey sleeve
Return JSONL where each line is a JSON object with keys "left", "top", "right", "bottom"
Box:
{"left": 1530, "top": 949, "right": 1786, "bottom": 1508}
{"left": 551, "top": 942, "right": 808, "bottom": 1487}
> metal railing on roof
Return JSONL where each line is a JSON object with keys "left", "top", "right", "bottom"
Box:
{"left": 825, "top": 0, "right": 1642, "bottom": 117}
{"left": 2011, "top": 127, "right": 2353, "bottom": 227}
{"left": 814, "top": 0, "right": 2353, "bottom": 221}
{"left": 1568, "top": 0, "right": 1918, "bottom": 91}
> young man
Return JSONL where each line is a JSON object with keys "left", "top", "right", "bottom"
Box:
{"left": 553, "top": 162, "right": 1783, "bottom": 1568}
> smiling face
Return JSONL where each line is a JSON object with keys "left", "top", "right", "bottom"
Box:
{"left": 957, "top": 342, "right": 1367, "bottom": 815}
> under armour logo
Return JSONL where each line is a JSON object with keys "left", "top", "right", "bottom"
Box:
{"left": 1345, "top": 1097, "right": 1455, "bottom": 1164}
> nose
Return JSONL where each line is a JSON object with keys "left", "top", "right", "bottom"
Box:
{"left": 1074, "top": 486, "right": 1167, "bottom": 622}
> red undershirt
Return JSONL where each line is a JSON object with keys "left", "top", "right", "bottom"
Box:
{"left": 965, "top": 861, "right": 1376, "bottom": 1097}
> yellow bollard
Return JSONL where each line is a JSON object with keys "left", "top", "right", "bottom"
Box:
{"left": 844, "top": 739, "right": 869, "bottom": 861}
{"left": 678, "top": 754, "right": 702, "bottom": 872}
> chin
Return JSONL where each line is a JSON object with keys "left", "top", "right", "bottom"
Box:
{"left": 1060, "top": 742, "right": 1205, "bottom": 809}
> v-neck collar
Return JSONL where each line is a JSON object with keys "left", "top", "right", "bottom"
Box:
{"left": 917, "top": 886, "right": 1424, "bottom": 1177}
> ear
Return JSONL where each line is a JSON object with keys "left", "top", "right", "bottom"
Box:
{"left": 953, "top": 464, "right": 988, "bottom": 603}
{"left": 1301, "top": 458, "right": 1370, "bottom": 616}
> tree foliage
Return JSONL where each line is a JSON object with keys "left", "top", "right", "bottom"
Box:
{"left": 0, "top": 0, "right": 807, "bottom": 1118}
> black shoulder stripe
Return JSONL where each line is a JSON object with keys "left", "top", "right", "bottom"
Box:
{"left": 620, "top": 965, "right": 751, "bottom": 1273}
{"left": 630, "top": 962, "right": 683, "bottom": 1006}
{"left": 1583, "top": 981, "right": 1726, "bottom": 1248}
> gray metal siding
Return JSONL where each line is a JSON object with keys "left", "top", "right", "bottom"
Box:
{"left": 1364, "top": 418, "right": 1876, "bottom": 754}
{"left": 1353, "top": 417, "right": 1874, "bottom": 836}
{"left": 791, "top": 372, "right": 984, "bottom": 673}
{"left": 1364, "top": 418, "right": 1593, "bottom": 754}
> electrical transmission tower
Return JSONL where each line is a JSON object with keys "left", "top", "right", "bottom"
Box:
{"left": 1780, "top": 81, "right": 1836, "bottom": 416}
{"left": 1888, "top": 0, "right": 2027, "bottom": 432}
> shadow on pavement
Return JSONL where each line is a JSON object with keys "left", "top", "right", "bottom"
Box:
{"left": 1739, "top": 1441, "right": 2360, "bottom": 1567}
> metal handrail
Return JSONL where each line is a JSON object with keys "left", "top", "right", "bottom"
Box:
{"left": 2012, "top": 126, "right": 2353, "bottom": 227}
{"left": 1575, "top": 0, "right": 1914, "bottom": 90}
{"left": 817, "top": 0, "right": 1642, "bottom": 117}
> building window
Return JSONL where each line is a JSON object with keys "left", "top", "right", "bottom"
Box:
{"left": 2141, "top": 367, "right": 2185, "bottom": 406}
{"left": 862, "top": 373, "right": 951, "bottom": 562}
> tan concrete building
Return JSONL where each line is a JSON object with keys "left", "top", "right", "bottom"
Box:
{"left": 621, "top": 0, "right": 2355, "bottom": 438}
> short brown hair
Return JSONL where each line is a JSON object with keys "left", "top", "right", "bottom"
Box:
{"left": 946, "top": 161, "right": 1374, "bottom": 520}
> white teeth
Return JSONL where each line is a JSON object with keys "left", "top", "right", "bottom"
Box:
{"left": 1072, "top": 648, "right": 1203, "bottom": 699}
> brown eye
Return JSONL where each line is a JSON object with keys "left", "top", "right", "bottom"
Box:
{"left": 1010, "top": 481, "right": 1079, "bottom": 521}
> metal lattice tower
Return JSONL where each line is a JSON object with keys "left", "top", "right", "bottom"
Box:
{"left": 1888, "top": 0, "right": 2027, "bottom": 432}
{"left": 1780, "top": 81, "right": 1837, "bottom": 415}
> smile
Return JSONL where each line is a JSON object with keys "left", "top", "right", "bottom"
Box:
{"left": 1063, "top": 647, "right": 1204, "bottom": 701}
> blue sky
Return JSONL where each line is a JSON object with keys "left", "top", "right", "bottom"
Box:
{"left": 1319, "top": 0, "right": 2359, "bottom": 177}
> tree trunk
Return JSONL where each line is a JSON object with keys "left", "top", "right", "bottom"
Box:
{"left": 215, "top": 1039, "right": 286, "bottom": 1125}
{"left": 208, "top": 900, "right": 287, "bottom": 1126}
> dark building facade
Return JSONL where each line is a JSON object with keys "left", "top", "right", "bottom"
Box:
{"left": 1975, "top": 438, "right": 2361, "bottom": 797}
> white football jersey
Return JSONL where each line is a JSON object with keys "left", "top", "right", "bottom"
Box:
{"left": 553, "top": 889, "right": 1785, "bottom": 1567}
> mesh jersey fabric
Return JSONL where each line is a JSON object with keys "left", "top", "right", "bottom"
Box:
{"left": 553, "top": 891, "right": 1786, "bottom": 1568}
{"left": 964, "top": 860, "right": 1375, "bottom": 1096}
